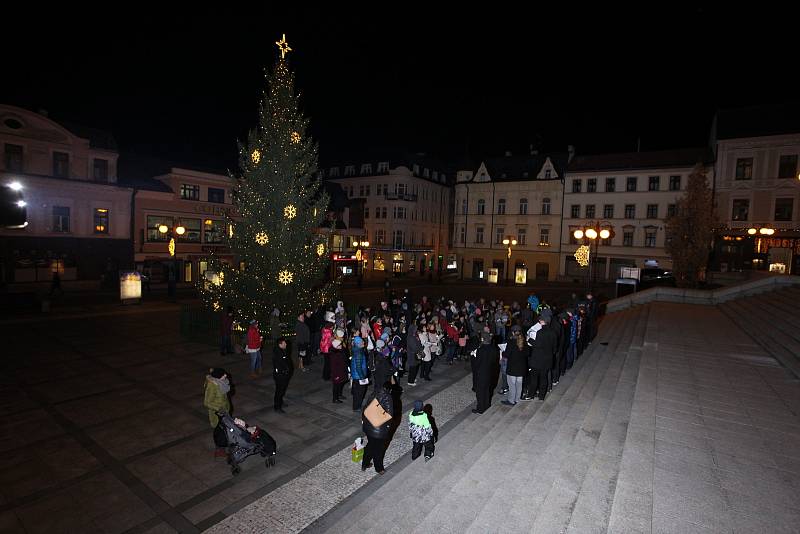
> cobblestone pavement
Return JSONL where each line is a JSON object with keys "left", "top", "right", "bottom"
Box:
{"left": 206, "top": 374, "right": 477, "bottom": 533}
{"left": 0, "top": 310, "right": 471, "bottom": 533}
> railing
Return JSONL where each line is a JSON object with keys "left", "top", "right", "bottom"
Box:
{"left": 605, "top": 274, "right": 800, "bottom": 313}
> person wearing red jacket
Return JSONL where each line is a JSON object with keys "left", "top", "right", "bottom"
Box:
{"left": 320, "top": 311, "right": 335, "bottom": 381}
{"left": 443, "top": 321, "right": 459, "bottom": 364}
{"left": 245, "top": 319, "right": 263, "bottom": 378}
{"left": 372, "top": 317, "right": 383, "bottom": 340}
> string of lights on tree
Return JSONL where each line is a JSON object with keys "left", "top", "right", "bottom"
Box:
{"left": 197, "top": 34, "right": 336, "bottom": 324}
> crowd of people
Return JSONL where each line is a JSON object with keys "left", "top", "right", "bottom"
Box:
{"left": 205, "top": 288, "right": 601, "bottom": 472}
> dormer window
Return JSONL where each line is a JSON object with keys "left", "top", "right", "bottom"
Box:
{"left": 318, "top": 169, "right": 326, "bottom": 178}
{"left": 360, "top": 163, "right": 372, "bottom": 175}
{"left": 432, "top": 171, "right": 438, "bottom": 181}
{"left": 378, "top": 161, "right": 389, "bottom": 173}
{"left": 545, "top": 169, "right": 552, "bottom": 179}
{"left": 344, "top": 165, "right": 355, "bottom": 177}
{"left": 329, "top": 167, "right": 339, "bottom": 177}
{"left": 423, "top": 168, "right": 430, "bottom": 178}
{"left": 413, "top": 164, "right": 420, "bottom": 175}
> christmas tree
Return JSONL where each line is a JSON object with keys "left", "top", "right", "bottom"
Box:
{"left": 199, "top": 35, "right": 334, "bottom": 324}
{"left": 664, "top": 163, "right": 717, "bottom": 287}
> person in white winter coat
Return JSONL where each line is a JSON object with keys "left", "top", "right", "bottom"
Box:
{"left": 418, "top": 323, "right": 441, "bottom": 381}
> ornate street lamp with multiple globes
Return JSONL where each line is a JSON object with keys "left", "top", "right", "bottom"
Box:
{"left": 502, "top": 236, "right": 517, "bottom": 285}
{"left": 158, "top": 223, "right": 186, "bottom": 298}
{"left": 573, "top": 222, "right": 615, "bottom": 292}
{"left": 352, "top": 239, "right": 369, "bottom": 285}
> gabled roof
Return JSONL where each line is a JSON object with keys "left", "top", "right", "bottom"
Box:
{"left": 60, "top": 121, "right": 118, "bottom": 151}
{"left": 117, "top": 154, "right": 174, "bottom": 193}
{"left": 471, "top": 152, "right": 570, "bottom": 182}
{"left": 567, "top": 148, "right": 713, "bottom": 173}
{"left": 714, "top": 102, "right": 800, "bottom": 140}
{"left": 320, "top": 149, "right": 453, "bottom": 185}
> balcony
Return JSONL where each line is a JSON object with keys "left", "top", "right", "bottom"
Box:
{"left": 385, "top": 192, "right": 418, "bottom": 202}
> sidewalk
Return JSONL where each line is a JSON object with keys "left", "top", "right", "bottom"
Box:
{"left": 0, "top": 287, "right": 196, "bottom": 324}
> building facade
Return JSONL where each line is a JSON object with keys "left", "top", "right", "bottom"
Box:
{"left": 451, "top": 151, "right": 568, "bottom": 283}
{"left": 711, "top": 104, "right": 800, "bottom": 275}
{"left": 561, "top": 148, "right": 713, "bottom": 282}
{"left": 324, "top": 156, "right": 451, "bottom": 278}
{"left": 128, "top": 165, "right": 237, "bottom": 286}
{"left": 0, "top": 105, "right": 132, "bottom": 286}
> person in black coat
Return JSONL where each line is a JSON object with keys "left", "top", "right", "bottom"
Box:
{"left": 371, "top": 340, "right": 395, "bottom": 396}
{"left": 502, "top": 326, "right": 529, "bottom": 405}
{"left": 541, "top": 308, "right": 564, "bottom": 388}
{"left": 361, "top": 381, "right": 395, "bottom": 474}
{"left": 529, "top": 317, "right": 557, "bottom": 400}
{"left": 272, "top": 337, "right": 294, "bottom": 413}
{"left": 472, "top": 329, "right": 498, "bottom": 414}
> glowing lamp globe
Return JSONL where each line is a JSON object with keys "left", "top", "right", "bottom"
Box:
{"left": 747, "top": 228, "right": 757, "bottom": 235}
{"left": 158, "top": 224, "right": 169, "bottom": 234}
{"left": 585, "top": 228, "right": 598, "bottom": 239}
{"left": 175, "top": 226, "right": 186, "bottom": 236}
{"left": 573, "top": 230, "right": 584, "bottom": 240}
{"left": 599, "top": 229, "right": 611, "bottom": 239}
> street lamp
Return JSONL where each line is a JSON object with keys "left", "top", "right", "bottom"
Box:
{"left": 573, "top": 221, "right": 614, "bottom": 292}
{"left": 746, "top": 226, "right": 775, "bottom": 236}
{"left": 502, "top": 236, "right": 517, "bottom": 285}
{"left": 746, "top": 226, "right": 776, "bottom": 259}
{"left": 353, "top": 239, "right": 369, "bottom": 286}
{"left": 158, "top": 223, "right": 186, "bottom": 298}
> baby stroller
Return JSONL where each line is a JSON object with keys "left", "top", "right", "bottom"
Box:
{"left": 215, "top": 412, "right": 277, "bottom": 476}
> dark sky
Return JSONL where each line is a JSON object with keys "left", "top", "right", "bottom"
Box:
{"left": 4, "top": 4, "right": 798, "bottom": 171}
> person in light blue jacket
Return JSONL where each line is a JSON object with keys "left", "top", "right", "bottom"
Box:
{"left": 350, "top": 336, "right": 369, "bottom": 411}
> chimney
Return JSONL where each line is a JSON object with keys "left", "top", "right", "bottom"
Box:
{"left": 568, "top": 145, "right": 575, "bottom": 162}
{"left": 505, "top": 150, "right": 512, "bottom": 157}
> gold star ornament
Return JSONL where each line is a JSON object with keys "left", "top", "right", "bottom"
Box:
{"left": 574, "top": 245, "right": 591, "bottom": 267}
{"left": 251, "top": 149, "right": 261, "bottom": 164}
{"left": 255, "top": 232, "right": 269, "bottom": 246}
{"left": 284, "top": 204, "right": 297, "bottom": 219}
{"left": 276, "top": 34, "right": 292, "bottom": 59}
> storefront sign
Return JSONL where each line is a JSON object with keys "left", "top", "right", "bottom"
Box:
{"left": 120, "top": 271, "right": 142, "bottom": 303}
{"left": 193, "top": 205, "right": 234, "bottom": 217}
{"left": 488, "top": 268, "right": 499, "bottom": 284}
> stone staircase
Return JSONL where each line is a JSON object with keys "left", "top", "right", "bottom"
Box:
{"left": 310, "top": 297, "right": 800, "bottom": 534}
{"left": 311, "top": 307, "right": 653, "bottom": 533}
{"left": 719, "top": 285, "right": 800, "bottom": 379}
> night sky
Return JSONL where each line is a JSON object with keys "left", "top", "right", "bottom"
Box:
{"left": 4, "top": 5, "right": 797, "bottom": 172}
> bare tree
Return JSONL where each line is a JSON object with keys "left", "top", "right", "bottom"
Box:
{"left": 664, "top": 164, "right": 717, "bottom": 288}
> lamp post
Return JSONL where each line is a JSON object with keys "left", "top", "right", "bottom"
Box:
{"left": 746, "top": 226, "right": 776, "bottom": 267}
{"left": 158, "top": 223, "right": 186, "bottom": 299}
{"left": 573, "top": 221, "right": 614, "bottom": 293}
{"left": 353, "top": 239, "right": 369, "bottom": 286}
{"left": 502, "top": 236, "right": 517, "bottom": 285}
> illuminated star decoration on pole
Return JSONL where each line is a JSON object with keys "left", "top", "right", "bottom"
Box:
{"left": 275, "top": 34, "right": 292, "bottom": 59}
{"left": 574, "top": 245, "right": 591, "bottom": 267}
